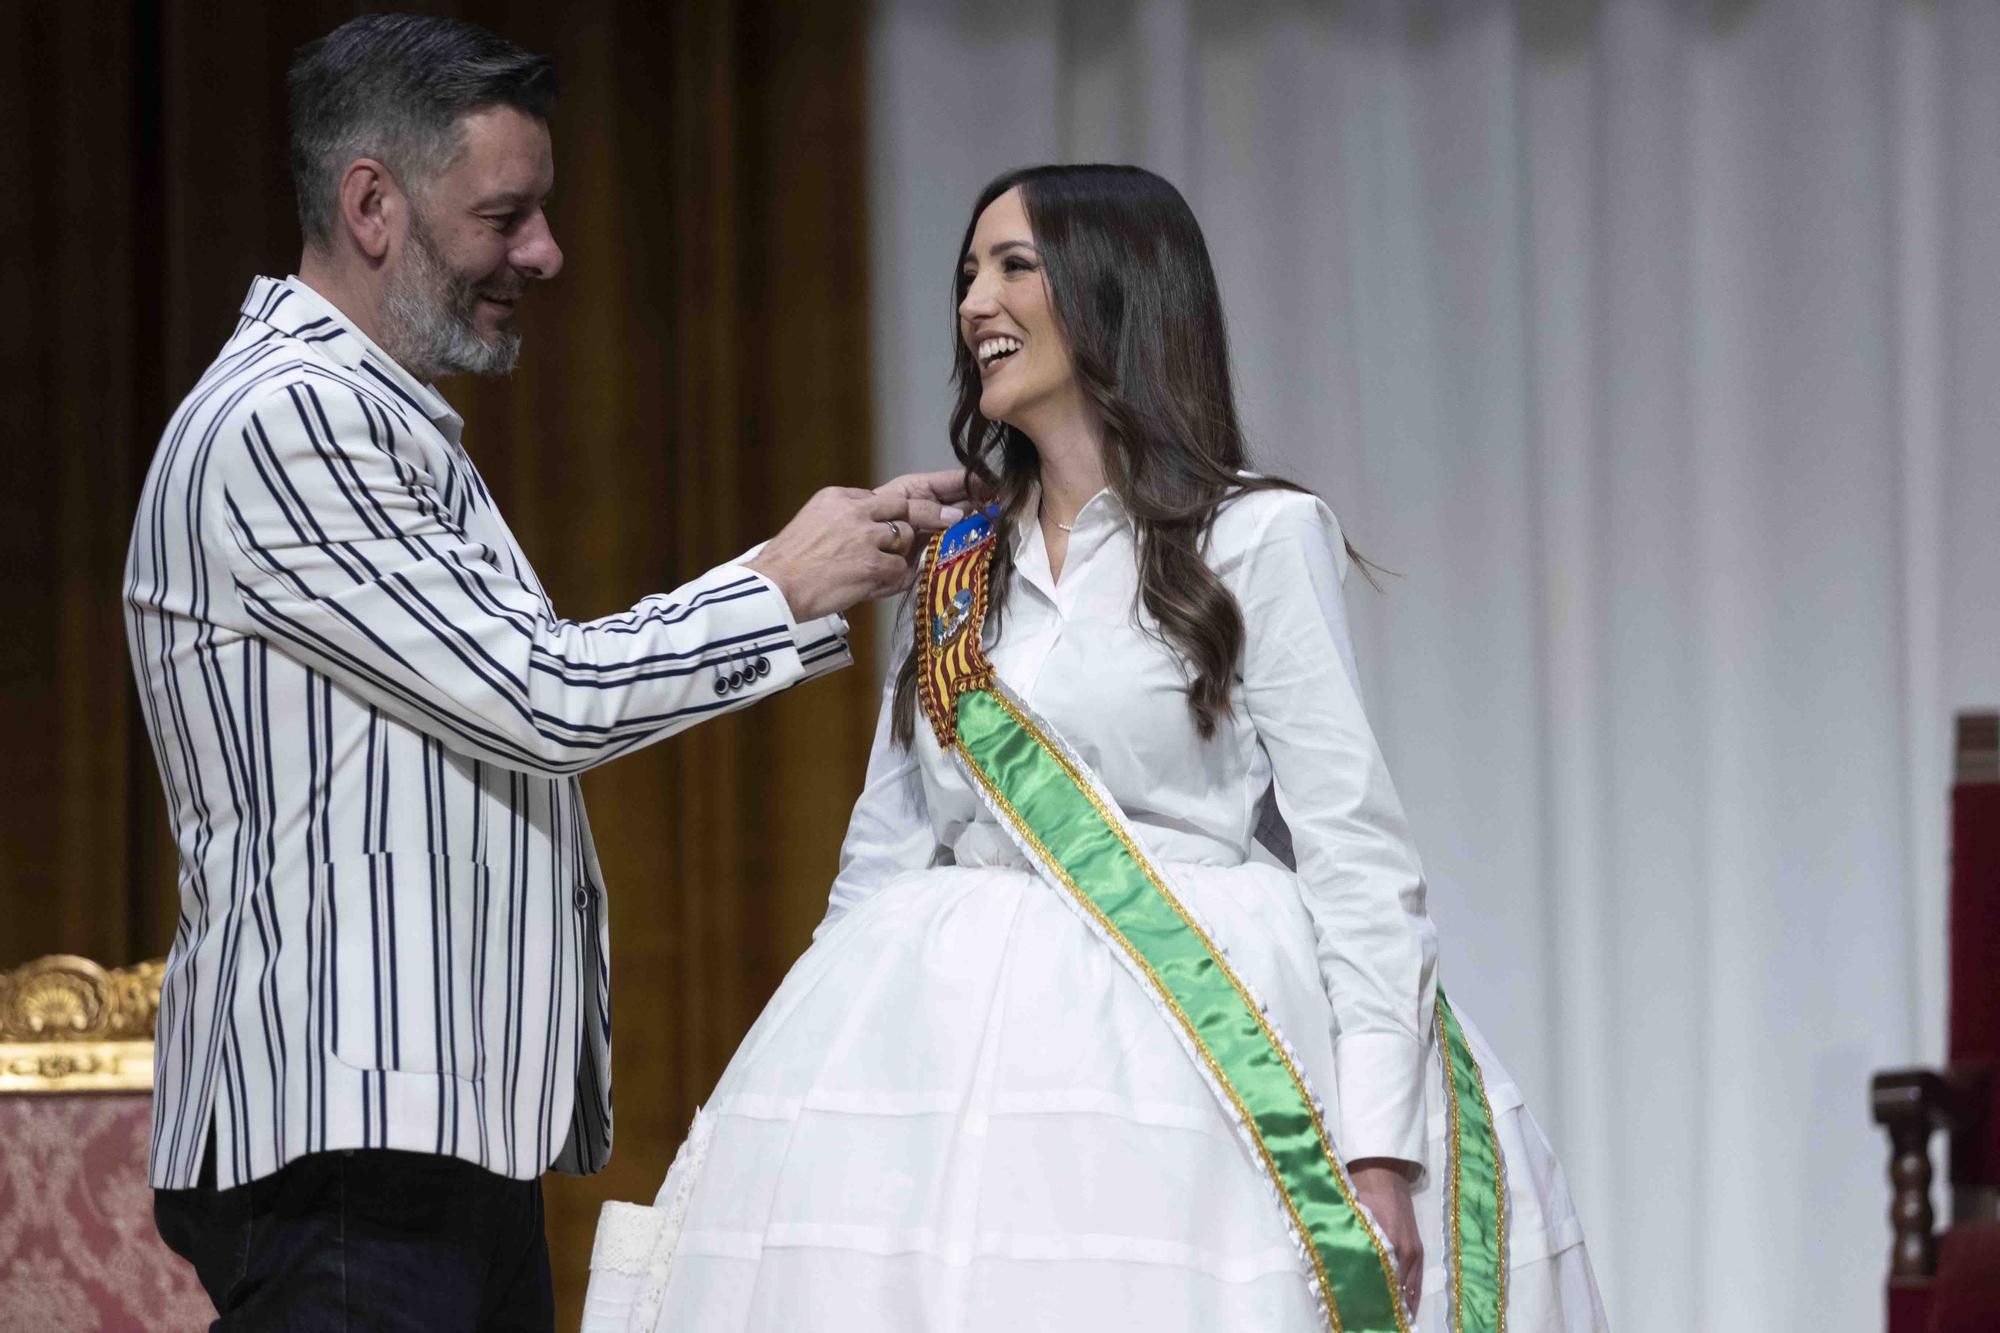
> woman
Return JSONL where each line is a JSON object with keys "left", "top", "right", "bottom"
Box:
{"left": 584, "top": 165, "right": 1605, "bottom": 1332}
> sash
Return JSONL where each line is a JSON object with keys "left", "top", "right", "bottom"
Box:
{"left": 915, "top": 508, "right": 1508, "bottom": 1333}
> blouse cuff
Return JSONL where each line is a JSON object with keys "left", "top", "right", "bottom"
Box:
{"left": 1334, "top": 1030, "right": 1428, "bottom": 1168}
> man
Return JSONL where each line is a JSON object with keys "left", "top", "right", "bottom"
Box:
{"left": 127, "top": 14, "right": 965, "bottom": 1329}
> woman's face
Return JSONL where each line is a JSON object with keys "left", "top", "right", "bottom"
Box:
{"left": 958, "top": 187, "right": 1076, "bottom": 429}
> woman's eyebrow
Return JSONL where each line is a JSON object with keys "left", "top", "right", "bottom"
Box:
{"left": 961, "top": 239, "right": 1039, "bottom": 269}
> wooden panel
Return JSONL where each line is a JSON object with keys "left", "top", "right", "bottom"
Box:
{"left": 0, "top": 2, "right": 148, "bottom": 969}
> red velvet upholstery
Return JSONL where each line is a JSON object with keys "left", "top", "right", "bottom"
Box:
{"left": 0, "top": 1093, "right": 211, "bottom": 1331}
{"left": 1930, "top": 1223, "right": 2000, "bottom": 1333}
{"left": 1949, "top": 780, "right": 2000, "bottom": 1183}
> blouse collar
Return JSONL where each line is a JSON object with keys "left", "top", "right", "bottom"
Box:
{"left": 1007, "top": 483, "right": 1130, "bottom": 599}
{"left": 1008, "top": 483, "right": 1128, "bottom": 557}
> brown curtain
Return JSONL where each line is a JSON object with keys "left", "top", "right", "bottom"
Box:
{"left": 1, "top": 1, "right": 878, "bottom": 1322}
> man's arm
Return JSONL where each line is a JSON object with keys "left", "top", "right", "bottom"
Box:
{"left": 213, "top": 374, "right": 889, "bottom": 777}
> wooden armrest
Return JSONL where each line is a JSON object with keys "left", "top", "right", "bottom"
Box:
{"left": 1874, "top": 1067, "right": 1982, "bottom": 1281}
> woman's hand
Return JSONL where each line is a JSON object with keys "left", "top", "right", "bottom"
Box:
{"left": 1348, "top": 1159, "right": 1423, "bottom": 1316}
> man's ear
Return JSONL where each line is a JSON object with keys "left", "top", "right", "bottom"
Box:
{"left": 336, "top": 159, "right": 401, "bottom": 263}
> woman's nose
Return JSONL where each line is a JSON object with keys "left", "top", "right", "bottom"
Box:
{"left": 958, "top": 275, "right": 997, "bottom": 321}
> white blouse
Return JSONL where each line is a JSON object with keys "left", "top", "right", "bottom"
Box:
{"left": 821, "top": 485, "right": 1438, "bottom": 1165}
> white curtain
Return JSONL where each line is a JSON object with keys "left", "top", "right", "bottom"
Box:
{"left": 867, "top": 2, "right": 2000, "bottom": 1329}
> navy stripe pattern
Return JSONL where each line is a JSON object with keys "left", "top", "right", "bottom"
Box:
{"left": 124, "top": 276, "right": 851, "bottom": 1189}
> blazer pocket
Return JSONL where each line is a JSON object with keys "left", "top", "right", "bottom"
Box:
{"left": 323, "top": 853, "right": 486, "bottom": 1079}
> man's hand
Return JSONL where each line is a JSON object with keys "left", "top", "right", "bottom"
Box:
{"left": 873, "top": 467, "right": 981, "bottom": 532}
{"left": 746, "top": 487, "right": 920, "bottom": 623}
{"left": 1350, "top": 1159, "right": 1424, "bottom": 1317}
{"left": 745, "top": 470, "right": 985, "bottom": 624}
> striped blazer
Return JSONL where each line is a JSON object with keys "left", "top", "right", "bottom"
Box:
{"left": 124, "top": 275, "right": 850, "bottom": 1190}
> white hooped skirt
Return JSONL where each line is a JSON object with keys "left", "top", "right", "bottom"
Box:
{"left": 583, "top": 861, "right": 1607, "bottom": 1332}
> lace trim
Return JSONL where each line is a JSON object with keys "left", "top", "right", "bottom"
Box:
{"left": 590, "top": 1202, "right": 666, "bottom": 1277}
{"left": 627, "top": 1105, "right": 717, "bottom": 1329}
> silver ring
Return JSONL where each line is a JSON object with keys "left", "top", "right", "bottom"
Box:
{"left": 884, "top": 519, "right": 901, "bottom": 544}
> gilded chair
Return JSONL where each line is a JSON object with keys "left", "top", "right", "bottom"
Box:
{"left": 0, "top": 955, "right": 212, "bottom": 1330}
{"left": 1874, "top": 712, "right": 2000, "bottom": 1332}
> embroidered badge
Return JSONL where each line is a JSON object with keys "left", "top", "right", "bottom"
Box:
{"left": 915, "top": 506, "right": 998, "bottom": 747}
{"left": 930, "top": 588, "right": 974, "bottom": 649}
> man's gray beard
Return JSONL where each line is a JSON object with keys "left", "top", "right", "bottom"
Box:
{"left": 380, "top": 215, "right": 521, "bottom": 383}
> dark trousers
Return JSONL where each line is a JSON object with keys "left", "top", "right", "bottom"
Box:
{"left": 153, "top": 1134, "right": 554, "bottom": 1332}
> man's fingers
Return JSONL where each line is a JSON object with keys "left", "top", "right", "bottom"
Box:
{"left": 872, "top": 517, "right": 917, "bottom": 555}
{"left": 876, "top": 467, "right": 963, "bottom": 502}
{"left": 870, "top": 552, "right": 914, "bottom": 596}
{"left": 910, "top": 467, "right": 977, "bottom": 503}
{"left": 877, "top": 468, "right": 989, "bottom": 506}
{"left": 868, "top": 469, "right": 988, "bottom": 532}
{"left": 866, "top": 492, "right": 914, "bottom": 523}
{"left": 902, "top": 497, "right": 965, "bottom": 532}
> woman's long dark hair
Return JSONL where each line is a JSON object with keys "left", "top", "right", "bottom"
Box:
{"left": 892, "top": 164, "right": 1364, "bottom": 747}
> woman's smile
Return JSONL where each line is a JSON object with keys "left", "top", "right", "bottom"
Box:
{"left": 976, "top": 335, "right": 1023, "bottom": 374}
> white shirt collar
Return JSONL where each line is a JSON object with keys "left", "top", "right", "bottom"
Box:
{"left": 1006, "top": 482, "right": 1129, "bottom": 601}
{"left": 1008, "top": 483, "right": 1127, "bottom": 560}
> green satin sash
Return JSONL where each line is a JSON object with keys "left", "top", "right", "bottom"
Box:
{"left": 915, "top": 510, "right": 1506, "bottom": 1333}
{"left": 1437, "top": 991, "right": 1507, "bottom": 1333}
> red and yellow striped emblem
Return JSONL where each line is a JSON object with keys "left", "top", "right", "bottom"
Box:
{"left": 914, "top": 508, "right": 998, "bottom": 747}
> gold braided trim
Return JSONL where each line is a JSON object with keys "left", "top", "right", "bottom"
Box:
{"left": 965, "top": 685, "right": 1413, "bottom": 1333}
{"left": 914, "top": 536, "right": 948, "bottom": 739}
{"left": 1438, "top": 1002, "right": 1509, "bottom": 1333}
{"left": 1472, "top": 1025, "right": 1508, "bottom": 1331}
{"left": 1440, "top": 1005, "right": 1466, "bottom": 1331}
{"left": 914, "top": 526, "right": 999, "bottom": 747}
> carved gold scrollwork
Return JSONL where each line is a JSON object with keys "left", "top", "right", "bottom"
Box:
{"left": 0, "top": 955, "right": 165, "bottom": 1093}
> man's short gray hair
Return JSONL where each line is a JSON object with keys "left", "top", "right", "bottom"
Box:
{"left": 288, "top": 13, "right": 557, "bottom": 251}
